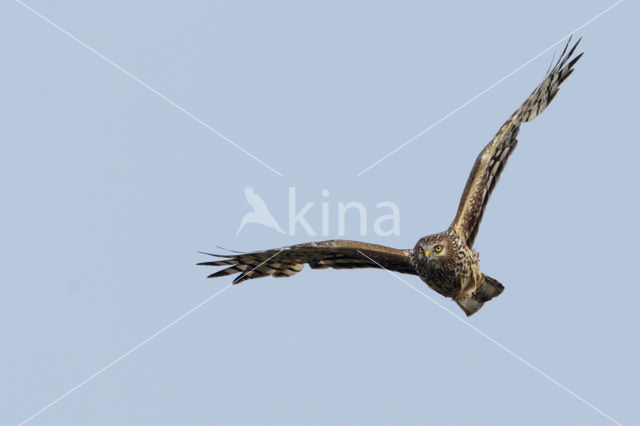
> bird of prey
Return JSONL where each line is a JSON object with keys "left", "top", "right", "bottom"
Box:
{"left": 200, "top": 38, "right": 583, "bottom": 316}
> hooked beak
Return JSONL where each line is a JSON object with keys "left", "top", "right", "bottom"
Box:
{"left": 423, "top": 249, "right": 430, "bottom": 258}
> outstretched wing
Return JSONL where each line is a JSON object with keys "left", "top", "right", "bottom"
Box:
{"left": 198, "top": 240, "right": 416, "bottom": 284}
{"left": 451, "top": 37, "right": 583, "bottom": 247}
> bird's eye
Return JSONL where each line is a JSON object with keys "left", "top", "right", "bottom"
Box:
{"left": 434, "top": 244, "right": 443, "bottom": 253}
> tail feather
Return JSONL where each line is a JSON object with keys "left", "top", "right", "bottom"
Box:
{"left": 456, "top": 274, "right": 505, "bottom": 316}
{"left": 475, "top": 274, "right": 504, "bottom": 302}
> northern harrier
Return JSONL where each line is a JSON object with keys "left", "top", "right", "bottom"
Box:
{"left": 200, "top": 38, "right": 583, "bottom": 316}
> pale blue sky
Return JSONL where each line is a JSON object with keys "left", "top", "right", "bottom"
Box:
{"left": 2, "top": 1, "right": 638, "bottom": 425}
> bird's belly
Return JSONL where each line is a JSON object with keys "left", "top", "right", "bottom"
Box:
{"left": 423, "top": 269, "right": 478, "bottom": 299}
{"left": 423, "top": 274, "right": 459, "bottom": 298}
{"left": 457, "top": 274, "right": 478, "bottom": 300}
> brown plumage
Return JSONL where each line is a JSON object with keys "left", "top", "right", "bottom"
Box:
{"left": 199, "top": 38, "right": 583, "bottom": 316}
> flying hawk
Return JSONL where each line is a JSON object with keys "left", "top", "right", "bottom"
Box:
{"left": 199, "top": 38, "right": 583, "bottom": 316}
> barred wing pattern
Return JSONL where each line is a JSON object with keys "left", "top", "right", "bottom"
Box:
{"left": 451, "top": 38, "right": 583, "bottom": 247}
{"left": 199, "top": 240, "right": 416, "bottom": 284}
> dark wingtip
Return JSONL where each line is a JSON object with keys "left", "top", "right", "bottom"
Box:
{"left": 206, "top": 268, "right": 235, "bottom": 279}
{"left": 198, "top": 261, "right": 219, "bottom": 266}
{"left": 565, "top": 36, "right": 582, "bottom": 58}
{"left": 232, "top": 275, "right": 248, "bottom": 284}
{"left": 553, "top": 36, "right": 582, "bottom": 70}
{"left": 573, "top": 36, "right": 583, "bottom": 48}
{"left": 572, "top": 51, "right": 584, "bottom": 65}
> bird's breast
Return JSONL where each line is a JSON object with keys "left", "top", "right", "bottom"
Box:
{"left": 417, "top": 247, "right": 481, "bottom": 299}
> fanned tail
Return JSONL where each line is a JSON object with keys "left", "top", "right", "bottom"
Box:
{"left": 456, "top": 274, "right": 505, "bottom": 316}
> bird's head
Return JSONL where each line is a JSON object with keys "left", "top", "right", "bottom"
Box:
{"left": 413, "top": 233, "right": 452, "bottom": 269}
